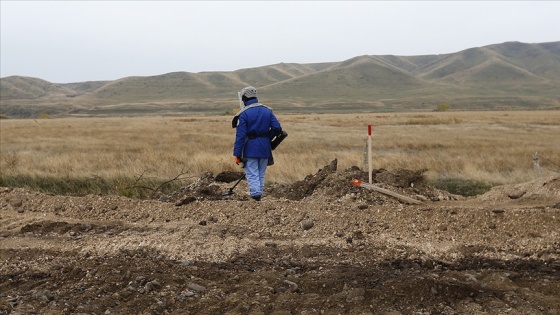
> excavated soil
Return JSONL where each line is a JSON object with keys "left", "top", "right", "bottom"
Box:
{"left": 1, "top": 160, "right": 559, "bottom": 315}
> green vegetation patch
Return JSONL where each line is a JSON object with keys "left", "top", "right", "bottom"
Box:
{"left": 0, "top": 175, "right": 187, "bottom": 199}
{"left": 429, "top": 178, "right": 495, "bottom": 197}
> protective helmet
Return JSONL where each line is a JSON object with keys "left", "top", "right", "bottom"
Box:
{"left": 240, "top": 86, "right": 258, "bottom": 99}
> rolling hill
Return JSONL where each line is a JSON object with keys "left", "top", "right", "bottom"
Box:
{"left": 1, "top": 41, "right": 559, "bottom": 117}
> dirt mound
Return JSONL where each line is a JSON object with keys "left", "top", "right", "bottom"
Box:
{"left": 268, "top": 159, "right": 343, "bottom": 201}
{"left": 167, "top": 160, "right": 460, "bottom": 205}
{"left": 1, "top": 164, "right": 560, "bottom": 314}
{"left": 476, "top": 175, "right": 560, "bottom": 204}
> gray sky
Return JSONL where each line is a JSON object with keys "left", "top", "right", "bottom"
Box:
{"left": 1, "top": 1, "right": 559, "bottom": 83}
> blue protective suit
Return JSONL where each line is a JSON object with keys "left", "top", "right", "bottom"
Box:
{"left": 233, "top": 98, "right": 282, "bottom": 199}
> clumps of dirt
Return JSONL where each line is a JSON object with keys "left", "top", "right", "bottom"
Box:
{"left": 267, "top": 160, "right": 458, "bottom": 203}
{"left": 2, "top": 168, "right": 559, "bottom": 314}
{"left": 214, "top": 171, "right": 244, "bottom": 183}
{"left": 476, "top": 175, "right": 560, "bottom": 203}
{"left": 166, "top": 172, "right": 227, "bottom": 205}
{"left": 375, "top": 168, "right": 427, "bottom": 188}
{"left": 267, "top": 159, "right": 341, "bottom": 200}
{"left": 18, "top": 221, "right": 126, "bottom": 238}
{"left": 166, "top": 160, "right": 459, "bottom": 205}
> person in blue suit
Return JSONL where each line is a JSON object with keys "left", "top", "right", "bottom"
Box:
{"left": 233, "top": 86, "right": 282, "bottom": 201}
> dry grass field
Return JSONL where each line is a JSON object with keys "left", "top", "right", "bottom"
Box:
{"left": 1, "top": 110, "right": 559, "bottom": 196}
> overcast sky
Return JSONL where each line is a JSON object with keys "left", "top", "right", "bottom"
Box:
{"left": 1, "top": 1, "right": 559, "bottom": 83}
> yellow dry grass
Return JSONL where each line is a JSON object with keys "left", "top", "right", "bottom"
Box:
{"left": 1, "top": 110, "right": 559, "bottom": 185}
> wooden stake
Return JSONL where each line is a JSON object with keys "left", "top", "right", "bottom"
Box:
{"left": 368, "top": 125, "right": 372, "bottom": 184}
{"left": 351, "top": 179, "right": 423, "bottom": 205}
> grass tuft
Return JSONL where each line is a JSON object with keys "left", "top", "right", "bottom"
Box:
{"left": 404, "top": 116, "right": 462, "bottom": 125}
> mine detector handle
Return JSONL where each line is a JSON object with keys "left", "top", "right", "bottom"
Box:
{"left": 231, "top": 92, "right": 245, "bottom": 128}
{"left": 238, "top": 92, "right": 244, "bottom": 110}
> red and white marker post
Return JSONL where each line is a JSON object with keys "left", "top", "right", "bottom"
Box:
{"left": 368, "top": 124, "right": 372, "bottom": 184}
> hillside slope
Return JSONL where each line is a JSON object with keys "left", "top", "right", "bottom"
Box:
{"left": 1, "top": 41, "right": 559, "bottom": 117}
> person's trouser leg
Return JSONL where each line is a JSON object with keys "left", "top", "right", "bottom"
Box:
{"left": 245, "top": 158, "right": 268, "bottom": 199}
{"left": 245, "top": 158, "right": 262, "bottom": 198}
{"left": 257, "top": 158, "right": 268, "bottom": 195}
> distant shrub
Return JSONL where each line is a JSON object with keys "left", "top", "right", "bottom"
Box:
{"left": 436, "top": 103, "right": 451, "bottom": 112}
{"left": 224, "top": 108, "right": 239, "bottom": 115}
{"left": 38, "top": 113, "right": 50, "bottom": 119}
{"left": 0, "top": 114, "right": 8, "bottom": 119}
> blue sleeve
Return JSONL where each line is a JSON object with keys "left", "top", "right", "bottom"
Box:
{"left": 233, "top": 112, "right": 247, "bottom": 157}
{"left": 270, "top": 112, "right": 282, "bottom": 136}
